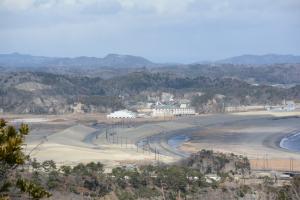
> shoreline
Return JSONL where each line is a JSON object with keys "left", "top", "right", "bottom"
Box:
{"left": 277, "top": 130, "right": 300, "bottom": 153}
{"left": 178, "top": 116, "right": 300, "bottom": 160}
{"left": 5, "top": 111, "right": 300, "bottom": 169}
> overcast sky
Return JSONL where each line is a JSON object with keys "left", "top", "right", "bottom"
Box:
{"left": 0, "top": 0, "right": 300, "bottom": 63}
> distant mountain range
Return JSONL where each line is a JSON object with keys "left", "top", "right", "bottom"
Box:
{"left": 216, "top": 54, "right": 300, "bottom": 65}
{"left": 0, "top": 52, "right": 156, "bottom": 68}
{"left": 0, "top": 53, "right": 300, "bottom": 69}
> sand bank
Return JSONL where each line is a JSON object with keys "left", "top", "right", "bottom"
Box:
{"left": 17, "top": 111, "right": 300, "bottom": 169}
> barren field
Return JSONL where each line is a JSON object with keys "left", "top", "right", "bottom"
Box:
{"left": 2, "top": 111, "right": 300, "bottom": 170}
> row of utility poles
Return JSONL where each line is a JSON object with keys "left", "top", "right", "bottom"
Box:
{"left": 253, "top": 154, "right": 296, "bottom": 172}
{"left": 104, "top": 123, "right": 161, "bottom": 161}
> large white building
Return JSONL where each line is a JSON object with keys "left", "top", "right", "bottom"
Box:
{"left": 152, "top": 105, "right": 196, "bottom": 117}
{"left": 107, "top": 110, "right": 137, "bottom": 119}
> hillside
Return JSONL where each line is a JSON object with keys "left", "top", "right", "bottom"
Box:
{"left": 0, "top": 71, "right": 299, "bottom": 114}
{"left": 152, "top": 63, "right": 300, "bottom": 84}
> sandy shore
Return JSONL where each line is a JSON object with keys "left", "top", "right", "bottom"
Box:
{"left": 178, "top": 112, "right": 300, "bottom": 171}
{"left": 3, "top": 111, "right": 300, "bottom": 170}
{"left": 179, "top": 116, "right": 300, "bottom": 159}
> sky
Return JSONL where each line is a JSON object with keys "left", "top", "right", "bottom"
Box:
{"left": 0, "top": 0, "right": 300, "bottom": 63}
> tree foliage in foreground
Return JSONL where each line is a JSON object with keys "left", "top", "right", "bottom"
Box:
{"left": 0, "top": 119, "right": 51, "bottom": 199}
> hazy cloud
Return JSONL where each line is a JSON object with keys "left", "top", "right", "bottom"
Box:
{"left": 0, "top": 0, "right": 299, "bottom": 62}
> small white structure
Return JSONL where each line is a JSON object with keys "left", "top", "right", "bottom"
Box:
{"left": 180, "top": 103, "right": 187, "bottom": 109}
{"left": 107, "top": 110, "right": 137, "bottom": 119}
{"left": 205, "top": 174, "right": 221, "bottom": 183}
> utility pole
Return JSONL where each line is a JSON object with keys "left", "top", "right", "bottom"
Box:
{"left": 266, "top": 154, "right": 269, "bottom": 170}
{"left": 290, "top": 158, "right": 294, "bottom": 171}
{"left": 161, "top": 181, "right": 166, "bottom": 200}
{"left": 105, "top": 127, "right": 108, "bottom": 141}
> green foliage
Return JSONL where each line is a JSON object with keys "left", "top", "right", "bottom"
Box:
{"left": 0, "top": 119, "right": 50, "bottom": 199}
{"left": 235, "top": 156, "right": 251, "bottom": 174}
{"left": 31, "top": 171, "right": 42, "bottom": 185}
{"left": 46, "top": 171, "right": 60, "bottom": 190}
{"left": 263, "top": 176, "right": 274, "bottom": 186}
{"left": 116, "top": 190, "right": 136, "bottom": 200}
{"left": 16, "top": 179, "right": 51, "bottom": 199}
{"left": 112, "top": 167, "right": 131, "bottom": 189}
{"left": 0, "top": 182, "right": 11, "bottom": 194}
{"left": 156, "top": 166, "right": 187, "bottom": 193}
{"left": 42, "top": 160, "right": 56, "bottom": 172}
{"left": 60, "top": 165, "right": 72, "bottom": 176}
{"left": 236, "top": 185, "right": 251, "bottom": 198}
{"left": 31, "top": 158, "right": 41, "bottom": 170}
{"left": 0, "top": 119, "right": 29, "bottom": 167}
{"left": 72, "top": 162, "right": 104, "bottom": 176}
{"left": 135, "top": 187, "right": 159, "bottom": 199}
{"left": 85, "top": 162, "right": 104, "bottom": 174}
{"left": 276, "top": 186, "right": 290, "bottom": 200}
{"left": 128, "top": 170, "right": 147, "bottom": 189}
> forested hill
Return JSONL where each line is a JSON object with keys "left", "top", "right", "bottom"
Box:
{"left": 2, "top": 53, "right": 300, "bottom": 85}
{"left": 152, "top": 63, "right": 300, "bottom": 84}
{"left": 1, "top": 71, "right": 300, "bottom": 114}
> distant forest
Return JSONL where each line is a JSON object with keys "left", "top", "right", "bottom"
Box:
{"left": 1, "top": 70, "right": 300, "bottom": 114}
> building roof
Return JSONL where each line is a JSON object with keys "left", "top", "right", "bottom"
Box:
{"left": 107, "top": 109, "right": 137, "bottom": 118}
{"left": 154, "top": 105, "right": 176, "bottom": 109}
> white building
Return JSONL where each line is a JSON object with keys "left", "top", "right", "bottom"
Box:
{"left": 225, "top": 105, "right": 265, "bottom": 113}
{"left": 266, "top": 100, "right": 296, "bottom": 112}
{"left": 152, "top": 105, "right": 196, "bottom": 117}
{"left": 107, "top": 110, "right": 137, "bottom": 119}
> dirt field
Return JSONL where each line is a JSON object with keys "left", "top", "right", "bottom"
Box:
{"left": 2, "top": 111, "right": 300, "bottom": 170}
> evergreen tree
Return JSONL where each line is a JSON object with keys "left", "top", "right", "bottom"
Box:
{"left": 0, "top": 119, "right": 50, "bottom": 199}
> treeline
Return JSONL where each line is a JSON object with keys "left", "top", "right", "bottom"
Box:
{"left": 152, "top": 63, "right": 300, "bottom": 84}
{"left": 1, "top": 71, "right": 300, "bottom": 113}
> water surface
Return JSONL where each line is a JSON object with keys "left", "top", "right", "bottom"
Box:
{"left": 280, "top": 132, "right": 300, "bottom": 152}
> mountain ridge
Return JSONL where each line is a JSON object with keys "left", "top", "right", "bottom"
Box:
{"left": 0, "top": 52, "right": 156, "bottom": 68}
{"left": 1, "top": 52, "right": 300, "bottom": 69}
{"left": 216, "top": 54, "right": 300, "bottom": 65}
